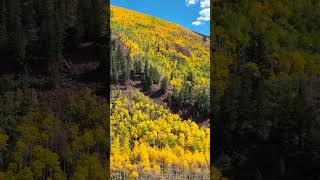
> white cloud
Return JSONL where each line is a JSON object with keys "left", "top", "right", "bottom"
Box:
{"left": 192, "top": 21, "right": 203, "bottom": 26}
{"left": 197, "top": 7, "right": 210, "bottom": 21}
{"left": 200, "top": 0, "right": 210, "bottom": 8}
{"left": 186, "top": 0, "right": 197, "bottom": 6}
{"left": 186, "top": 0, "right": 210, "bottom": 26}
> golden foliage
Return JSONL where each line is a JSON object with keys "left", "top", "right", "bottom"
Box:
{"left": 110, "top": 90, "right": 210, "bottom": 176}
{"left": 111, "top": 6, "right": 210, "bottom": 90}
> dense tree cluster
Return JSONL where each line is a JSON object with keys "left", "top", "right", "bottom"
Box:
{"left": 0, "top": 86, "right": 107, "bottom": 179}
{"left": 110, "top": 90, "right": 210, "bottom": 179}
{"left": 171, "top": 72, "right": 210, "bottom": 121}
{"left": 111, "top": 39, "right": 162, "bottom": 90}
{"left": 110, "top": 6, "right": 211, "bottom": 178}
{"left": 110, "top": 6, "right": 210, "bottom": 121}
{"left": 212, "top": 0, "right": 320, "bottom": 179}
{"left": 0, "top": 0, "right": 25, "bottom": 68}
{"left": 0, "top": 0, "right": 109, "bottom": 179}
{"left": 0, "top": 0, "right": 107, "bottom": 74}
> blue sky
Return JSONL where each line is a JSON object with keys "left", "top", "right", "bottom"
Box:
{"left": 110, "top": 0, "right": 210, "bottom": 36}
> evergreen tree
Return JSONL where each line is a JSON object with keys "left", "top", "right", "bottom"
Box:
{"left": 144, "top": 58, "right": 149, "bottom": 76}
{"left": 54, "top": 0, "right": 67, "bottom": 60}
{"left": 134, "top": 59, "right": 143, "bottom": 75}
{"left": 116, "top": 44, "right": 124, "bottom": 70}
{"left": 88, "top": 0, "right": 106, "bottom": 40}
{"left": 160, "top": 77, "right": 168, "bottom": 94}
{"left": 6, "top": 0, "right": 25, "bottom": 68}
{"left": 194, "top": 88, "right": 210, "bottom": 119}
{"left": 143, "top": 75, "right": 152, "bottom": 92}
{"left": 146, "top": 75, "right": 152, "bottom": 91}
{"left": 98, "top": 0, "right": 109, "bottom": 87}
{"left": 0, "top": 0, "right": 8, "bottom": 55}
{"left": 142, "top": 58, "right": 152, "bottom": 91}
{"left": 150, "top": 66, "right": 160, "bottom": 84}
{"left": 143, "top": 62, "right": 152, "bottom": 92}
{"left": 110, "top": 43, "right": 118, "bottom": 84}
{"left": 186, "top": 71, "right": 194, "bottom": 85}
{"left": 217, "top": 75, "right": 241, "bottom": 149}
{"left": 77, "top": 0, "right": 90, "bottom": 39}
{"left": 132, "top": 60, "right": 137, "bottom": 76}
{"left": 77, "top": 0, "right": 105, "bottom": 40}
{"left": 87, "top": 0, "right": 96, "bottom": 39}
{"left": 123, "top": 55, "right": 129, "bottom": 84}
{"left": 39, "top": 0, "right": 65, "bottom": 66}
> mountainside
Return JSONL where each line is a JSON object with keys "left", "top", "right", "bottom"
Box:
{"left": 212, "top": 0, "right": 320, "bottom": 179}
{"left": 110, "top": 90, "right": 210, "bottom": 179}
{"left": 0, "top": 0, "right": 108, "bottom": 179}
{"left": 110, "top": 5, "right": 211, "bottom": 179}
{"left": 111, "top": 6, "right": 209, "bottom": 87}
{"left": 111, "top": 5, "right": 210, "bottom": 121}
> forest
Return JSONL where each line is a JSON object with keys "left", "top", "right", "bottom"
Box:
{"left": 110, "top": 6, "right": 210, "bottom": 122}
{"left": 110, "top": 90, "right": 209, "bottom": 179}
{"left": 0, "top": 0, "right": 109, "bottom": 179}
{"left": 212, "top": 0, "right": 320, "bottom": 179}
{"left": 110, "top": 5, "right": 211, "bottom": 179}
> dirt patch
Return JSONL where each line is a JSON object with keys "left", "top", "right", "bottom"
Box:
{"left": 117, "top": 74, "right": 170, "bottom": 109}
{"left": 174, "top": 44, "right": 191, "bottom": 57}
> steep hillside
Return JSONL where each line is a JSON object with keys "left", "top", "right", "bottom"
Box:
{"left": 110, "top": 5, "right": 210, "bottom": 121}
{"left": 110, "top": 5, "right": 211, "bottom": 179}
{"left": 0, "top": 0, "right": 108, "bottom": 179}
{"left": 110, "top": 90, "right": 210, "bottom": 179}
{"left": 212, "top": 0, "right": 320, "bottom": 179}
{"left": 111, "top": 6, "right": 209, "bottom": 88}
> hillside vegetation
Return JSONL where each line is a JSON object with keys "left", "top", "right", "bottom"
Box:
{"left": 110, "top": 5, "right": 211, "bottom": 179}
{"left": 212, "top": 0, "right": 320, "bottom": 179}
{"left": 110, "top": 90, "right": 210, "bottom": 179}
{"left": 111, "top": 6, "right": 209, "bottom": 88}
{"left": 0, "top": 0, "right": 108, "bottom": 179}
{"left": 111, "top": 6, "right": 210, "bottom": 121}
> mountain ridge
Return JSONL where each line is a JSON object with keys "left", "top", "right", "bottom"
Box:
{"left": 111, "top": 5, "right": 210, "bottom": 38}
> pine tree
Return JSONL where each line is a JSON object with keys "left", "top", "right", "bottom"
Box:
{"left": 144, "top": 58, "right": 149, "bottom": 76}
{"left": 149, "top": 66, "right": 154, "bottom": 84}
{"left": 77, "top": 0, "right": 90, "bottom": 39}
{"left": 186, "top": 71, "right": 194, "bottom": 85}
{"left": 133, "top": 60, "right": 137, "bottom": 76}
{"left": 194, "top": 88, "right": 210, "bottom": 119}
{"left": 110, "top": 45, "right": 118, "bottom": 84}
{"left": 115, "top": 43, "right": 122, "bottom": 70}
{"left": 6, "top": 0, "right": 25, "bottom": 68}
{"left": 87, "top": 0, "right": 96, "bottom": 39}
{"left": 38, "top": 0, "right": 65, "bottom": 88}
{"left": 98, "top": 0, "right": 109, "bottom": 86}
{"left": 89, "top": 0, "right": 105, "bottom": 40}
{"left": 77, "top": 0, "right": 105, "bottom": 40}
{"left": 134, "top": 59, "right": 143, "bottom": 75}
{"left": 123, "top": 55, "right": 129, "bottom": 84}
{"left": 150, "top": 66, "right": 160, "bottom": 84}
{"left": 143, "top": 59, "right": 152, "bottom": 91}
{"left": 39, "top": 0, "right": 64, "bottom": 65}
{"left": 160, "top": 77, "right": 168, "bottom": 94}
{"left": 55, "top": 0, "right": 67, "bottom": 61}
{"left": 98, "top": 40, "right": 108, "bottom": 85}
{"left": 143, "top": 67, "right": 152, "bottom": 92}
{"left": 0, "top": 0, "right": 8, "bottom": 55}
{"left": 144, "top": 75, "right": 152, "bottom": 92}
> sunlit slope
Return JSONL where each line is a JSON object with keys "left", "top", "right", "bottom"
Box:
{"left": 110, "top": 90, "right": 210, "bottom": 178}
{"left": 111, "top": 5, "right": 210, "bottom": 90}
